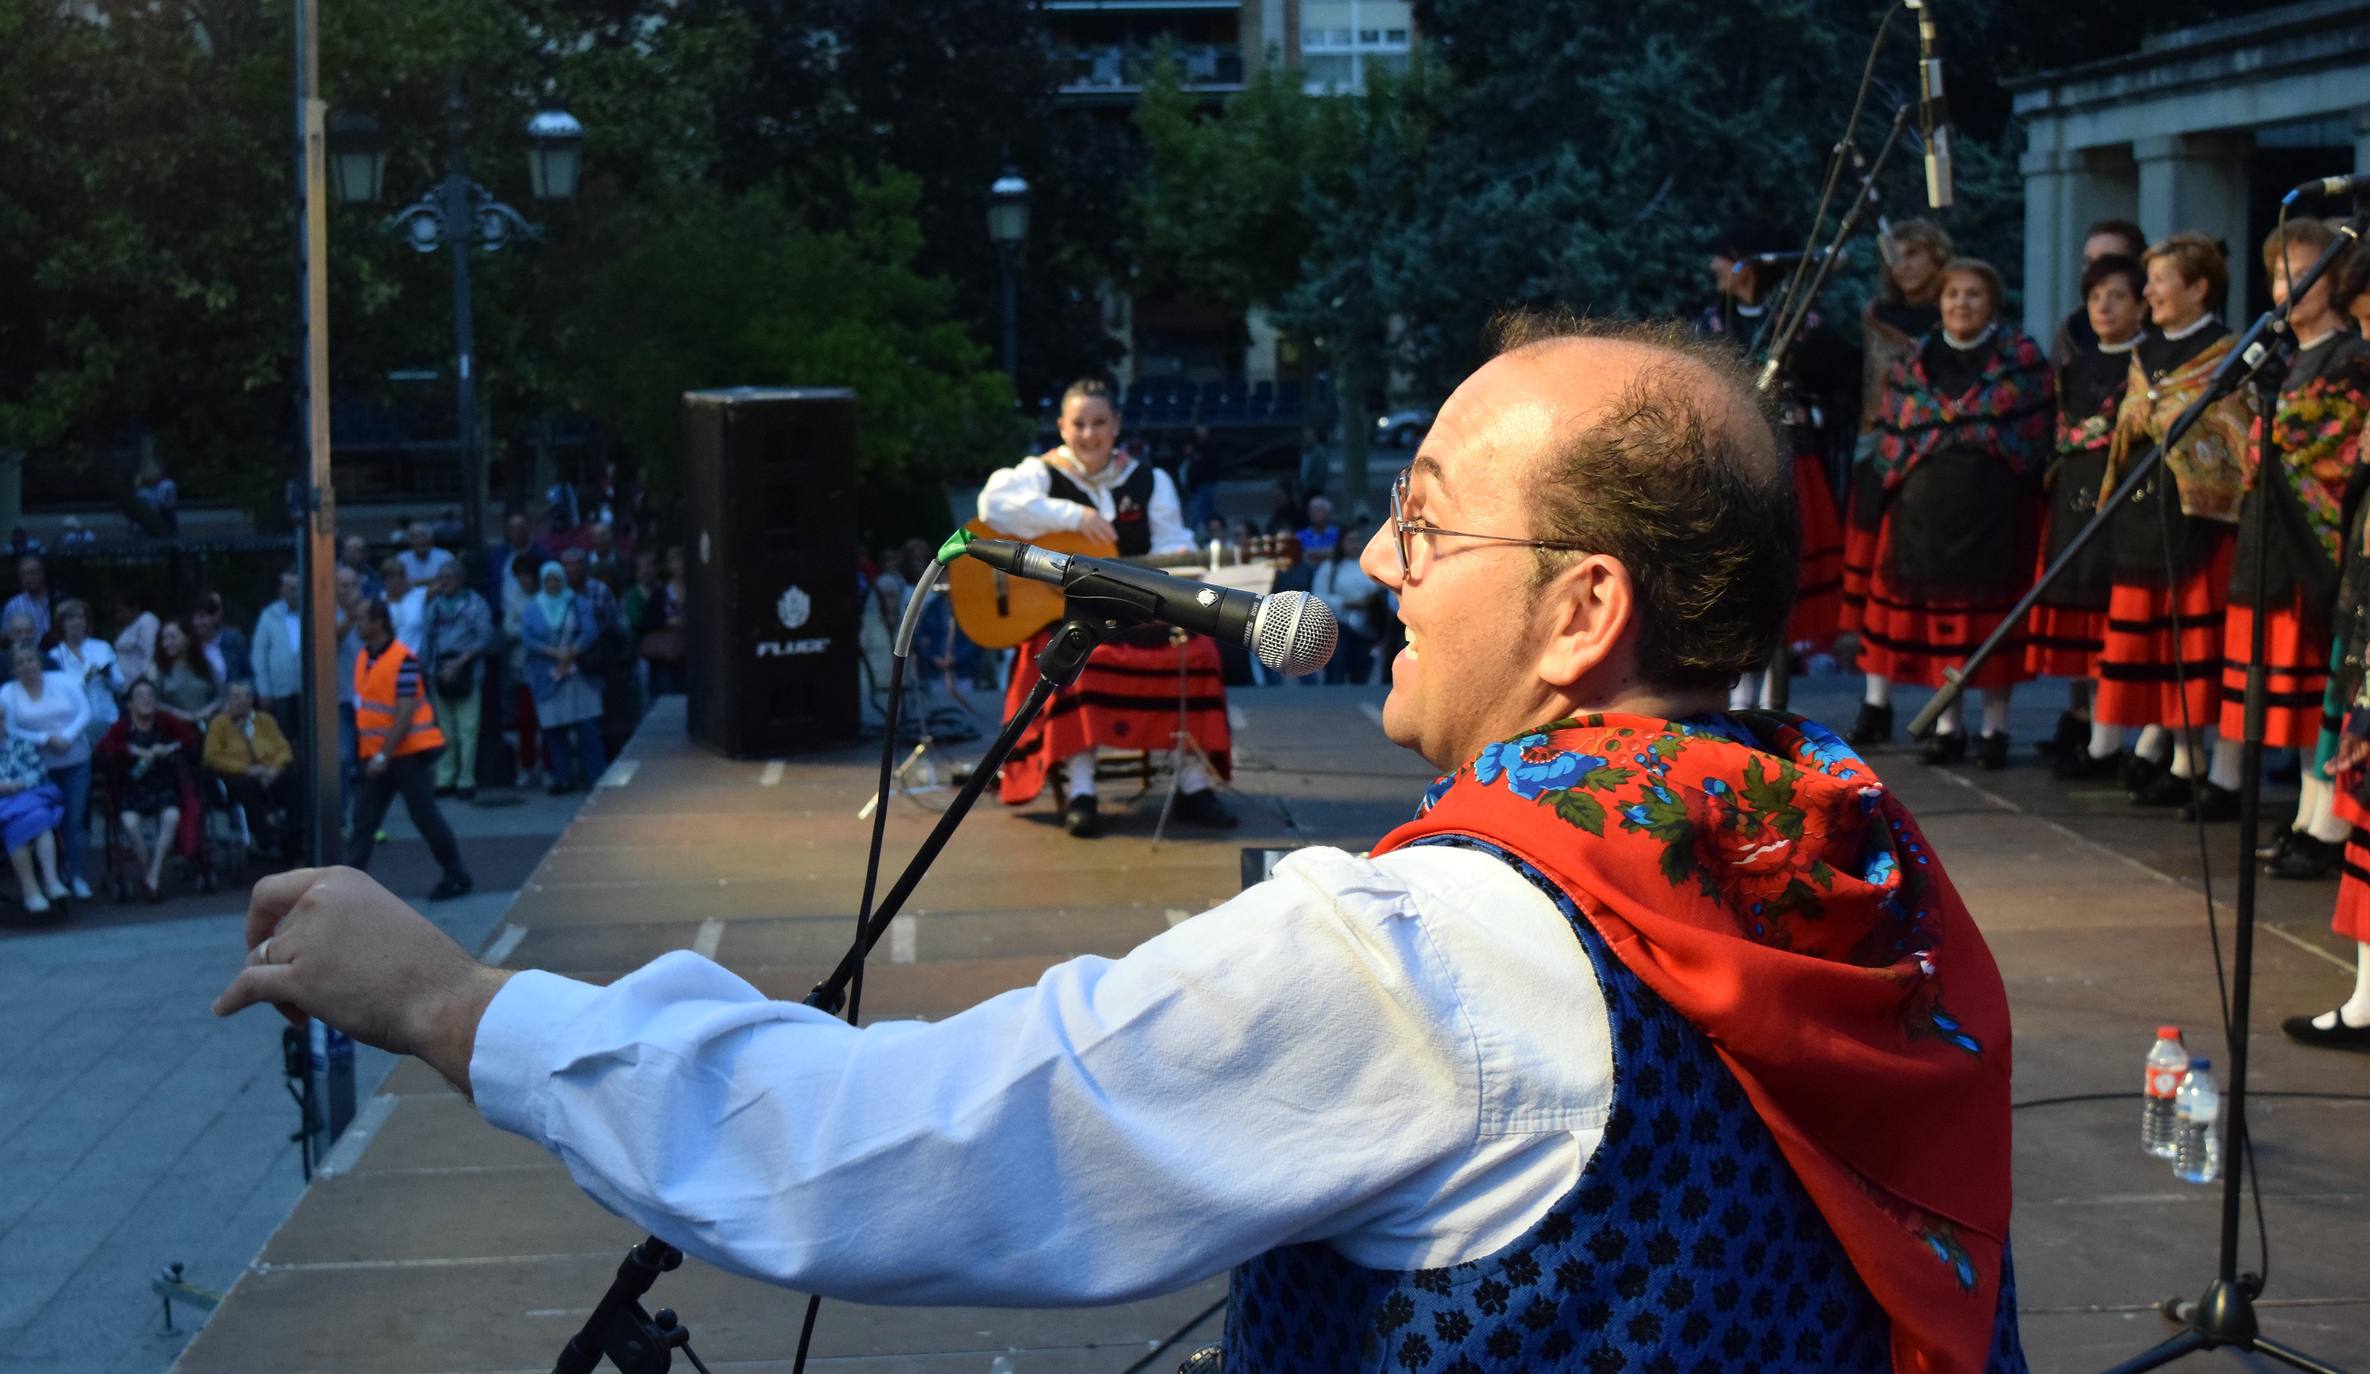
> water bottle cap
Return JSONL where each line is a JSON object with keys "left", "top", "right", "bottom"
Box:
{"left": 2189, "top": 1056, "right": 2211, "bottom": 1071}
{"left": 2157, "top": 1025, "right": 2182, "bottom": 1039}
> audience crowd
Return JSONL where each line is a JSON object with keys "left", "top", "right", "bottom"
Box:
{"left": 0, "top": 495, "right": 689, "bottom": 919}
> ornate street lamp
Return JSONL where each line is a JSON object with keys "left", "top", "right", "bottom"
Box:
{"left": 987, "top": 168, "right": 1030, "bottom": 382}
{"left": 526, "top": 109, "right": 586, "bottom": 202}
{"left": 327, "top": 111, "right": 387, "bottom": 206}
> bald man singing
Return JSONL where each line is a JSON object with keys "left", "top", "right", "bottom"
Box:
{"left": 214, "top": 315, "right": 2023, "bottom": 1373}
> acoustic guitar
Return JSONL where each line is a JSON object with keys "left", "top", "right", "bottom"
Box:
{"left": 944, "top": 519, "right": 1285, "bottom": 649}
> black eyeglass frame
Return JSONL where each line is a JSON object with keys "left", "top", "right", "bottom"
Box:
{"left": 1387, "top": 467, "right": 1594, "bottom": 579}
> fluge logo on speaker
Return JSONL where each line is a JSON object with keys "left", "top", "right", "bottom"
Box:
{"left": 777, "top": 585, "right": 812, "bottom": 631}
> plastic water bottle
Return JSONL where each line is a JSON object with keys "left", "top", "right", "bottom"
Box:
{"left": 2141, "top": 1025, "right": 2187, "bottom": 1158}
{"left": 2173, "top": 1057, "right": 2221, "bottom": 1184}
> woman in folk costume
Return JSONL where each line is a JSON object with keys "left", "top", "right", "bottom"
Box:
{"left": 2093, "top": 233, "right": 2253, "bottom": 820}
{"left": 2029, "top": 253, "right": 2147, "bottom": 778}
{"left": 977, "top": 379, "right": 1234, "bottom": 839}
{"left": 1841, "top": 221, "right": 1952, "bottom": 652}
{"left": 1847, "top": 258, "right": 2053, "bottom": 769}
{"left": 2246, "top": 222, "right": 2370, "bottom": 880}
{"left": 2289, "top": 247, "right": 2370, "bottom": 1046}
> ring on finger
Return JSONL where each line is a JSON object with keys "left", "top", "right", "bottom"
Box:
{"left": 253, "top": 936, "right": 276, "bottom": 965}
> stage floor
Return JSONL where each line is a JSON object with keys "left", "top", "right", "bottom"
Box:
{"left": 172, "top": 684, "right": 2370, "bottom": 1372}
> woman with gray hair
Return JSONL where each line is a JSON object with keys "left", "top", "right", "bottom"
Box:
{"left": 0, "top": 728, "right": 67, "bottom": 917}
{"left": 3, "top": 643, "right": 92, "bottom": 899}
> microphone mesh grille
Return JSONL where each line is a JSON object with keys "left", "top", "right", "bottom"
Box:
{"left": 1251, "top": 590, "right": 1338, "bottom": 676}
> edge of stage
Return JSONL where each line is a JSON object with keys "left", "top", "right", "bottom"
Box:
{"left": 172, "top": 684, "right": 2370, "bottom": 1372}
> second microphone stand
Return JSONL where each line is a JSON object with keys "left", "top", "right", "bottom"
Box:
{"left": 1911, "top": 217, "right": 2363, "bottom": 1374}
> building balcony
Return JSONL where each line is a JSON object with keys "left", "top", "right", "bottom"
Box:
{"left": 1056, "top": 44, "right": 1246, "bottom": 101}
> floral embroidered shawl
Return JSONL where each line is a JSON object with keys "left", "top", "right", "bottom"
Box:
{"left": 1867, "top": 329, "right": 2054, "bottom": 492}
{"left": 2104, "top": 335, "right": 2251, "bottom": 523}
{"left": 2251, "top": 335, "right": 2370, "bottom": 573}
{"left": 1375, "top": 712, "right": 2013, "bottom": 1374}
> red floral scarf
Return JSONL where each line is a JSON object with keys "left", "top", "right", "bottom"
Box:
{"left": 1374, "top": 711, "right": 2013, "bottom": 1374}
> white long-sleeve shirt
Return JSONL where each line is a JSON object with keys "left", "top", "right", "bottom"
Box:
{"left": 472, "top": 844, "right": 1612, "bottom": 1306}
{"left": 977, "top": 452, "right": 1192, "bottom": 555}
{"left": 2, "top": 673, "right": 93, "bottom": 769}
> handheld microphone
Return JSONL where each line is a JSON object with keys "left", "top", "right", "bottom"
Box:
{"left": 2283, "top": 173, "right": 2361, "bottom": 204}
{"left": 1910, "top": 1, "right": 1953, "bottom": 209}
{"left": 964, "top": 539, "right": 1338, "bottom": 676}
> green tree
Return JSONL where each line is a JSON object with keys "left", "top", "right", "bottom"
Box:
{"left": 550, "top": 172, "right": 1024, "bottom": 540}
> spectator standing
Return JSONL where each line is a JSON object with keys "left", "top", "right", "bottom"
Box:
{"left": 111, "top": 594, "right": 159, "bottom": 685}
{"left": 205, "top": 680, "right": 298, "bottom": 860}
{"left": 1311, "top": 531, "right": 1383, "bottom": 685}
{"left": 190, "top": 591, "right": 250, "bottom": 685}
{"left": 380, "top": 558, "right": 428, "bottom": 652}
{"left": 502, "top": 559, "right": 543, "bottom": 788}
{"left": 5, "top": 555, "right": 53, "bottom": 643}
{"left": 561, "top": 547, "right": 632, "bottom": 750}
{"left": 134, "top": 456, "right": 179, "bottom": 535}
{"left": 0, "top": 731, "right": 67, "bottom": 915}
{"left": 250, "top": 569, "right": 306, "bottom": 741}
{"left": 3, "top": 643, "right": 93, "bottom": 899}
{"left": 423, "top": 560, "right": 493, "bottom": 800}
{"left": 48, "top": 600, "right": 119, "bottom": 748}
{"left": 488, "top": 512, "right": 551, "bottom": 604}
{"left": 153, "top": 620, "right": 224, "bottom": 726}
{"left": 585, "top": 522, "right": 625, "bottom": 587}
{"left": 398, "top": 520, "right": 456, "bottom": 586}
{"left": 521, "top": 562, "right": 605, "bottom": 793}
{"left": 1265, "top": 478, "right": 1303, "bottom": 538}
{"left": 1298, "top": 496, "right": 1341, "bottom": 558}
{"left": 341, "top": 533, "right": 385, "bottom": 602}
{"left": 346, "top": 598, "right": 473, "bottom": 900}
{"left": 98, "top": 678, "right": 190, "bottom": 902}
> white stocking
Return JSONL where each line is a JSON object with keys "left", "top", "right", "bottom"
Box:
{"left": 1864, "top": 675, "right": 1892, "bottom": 709}
{"left": 2309, "top": 943, "right": 2370, "bottom": 1029}
{"left": 2134, "top": 725, "right": 2171, "bottom": 763}
{"left": 1063, "top": 750, "right": 1099, "bottom": 799}
{"left": 2088, "top": 720, "right": 2127, "bottom": 759}
{"left": 2206, "top": 736, "right": 2244, "bottom": 792}
{"left": 1981, "top": 693, "right": 2012, "bottom": 738}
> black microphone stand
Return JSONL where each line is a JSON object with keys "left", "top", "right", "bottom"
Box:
{"left": 550, "top": 608, "right": 1126, "bottom": 1373}
{"left": 1906, "top": 217, "right": 2362, "bottom": 1374}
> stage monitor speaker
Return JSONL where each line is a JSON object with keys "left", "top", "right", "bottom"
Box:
{"left": 682, "top": 387, "right": 860, "bottom": 758}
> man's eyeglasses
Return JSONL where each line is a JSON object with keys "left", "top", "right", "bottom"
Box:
{"left": 1387, "top": 468, "right": 1593, "bottom": 579}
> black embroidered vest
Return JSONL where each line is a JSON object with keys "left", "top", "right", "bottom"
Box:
{"left": 1044, "top": 458, "right": 1156, "bottom": 556}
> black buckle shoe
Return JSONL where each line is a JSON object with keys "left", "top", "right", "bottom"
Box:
{"left": 1974, "top": 732, "right": 2010, "bottom": 771}
{"left": 2177, "top": 780, "right": 2240, "bottom": 823}
{"left": 2120, "top": 750, "right": 2167, "bottom": 795}
{"left": 2054, "top": 746, "right": 2121, "bottom": 781}
{"left": 1847, "top": 702, "right": 1893, "bottom": 747}
{"left": 2258, "top": 829, "right": 2301, "bottom": 863}
{"left": 2280, "top": 1009, "right": 2370, "bottom": 1052}
{"left": 2037, "top": 711, "right": 2085, "bottom": 761}
{"left": 2130, "top": 771, "right": 2192, "bottom": 808}
{"left": 2265, "top": 834, "right": 2340, "bottom": 880}
{"left": 1063, "top": 794, "right": 1101, "bottom": 838}
{"left": 1920, "top": 729, "right": 1969, "bottom": 767}
{"left": 1173, "top": 788, "right": 1238, "bottom": 830}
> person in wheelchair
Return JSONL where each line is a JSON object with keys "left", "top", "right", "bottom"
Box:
{"left": 204, "top": 679, "right": 298, "bottom": 862}
{"left": 99, "top": 677, "right": 198, "bottom": 902}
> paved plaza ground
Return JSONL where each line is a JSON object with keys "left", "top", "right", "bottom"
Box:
{"left": 9, "top": 669, "right": 2370, "bottom": 1373}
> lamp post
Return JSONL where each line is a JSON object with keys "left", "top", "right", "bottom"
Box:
{"left": 329, "top": 86, "right": 582, "bottom": 563}
{"left": 987, "top": 168, "right": 1030, "bottom": 384}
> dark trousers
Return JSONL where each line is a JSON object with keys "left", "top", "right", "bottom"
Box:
{"left": 222, "top": 770, "right": 300, "bottom": 855}
{"left": 344, "top": 746, "right": 468, "bottom": 880}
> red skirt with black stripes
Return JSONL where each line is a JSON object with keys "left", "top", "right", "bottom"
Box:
{"left": 996, "top": 625, "right": 1232, "bottom": 805}
{"left": 2093, "top": 532, "right": 2235, "bottom": 730}
{"left": 1789, "top": 452, "right": 1845, "bottom": 649}
{"left": 1854, "top": 521, "right": 2032, "bottom": 690}
{"left": 2332, "top": 776, "right": 2370, "bottom": 942}
{"left": 2219, "top": 598, "right": 2331, "bottom": 750}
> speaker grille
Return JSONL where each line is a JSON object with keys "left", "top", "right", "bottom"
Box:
{"left": 1250, "top": 590, "right": 1338, "bottom": 676}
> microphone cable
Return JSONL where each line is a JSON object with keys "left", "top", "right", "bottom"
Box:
{"left": 788, "top": 554, "right": 947, "bottom": 1374}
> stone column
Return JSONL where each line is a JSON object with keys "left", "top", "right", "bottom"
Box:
{"left": 2021, "top": 143, "right": 2082, "bottom": 343}
{"left": 2135, "top": 132, "right": 2256, "bottom": 325}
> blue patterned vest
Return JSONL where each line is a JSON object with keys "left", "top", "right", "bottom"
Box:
{"left": 1218, "top": 839, "right": 2026, "bottom": 1373}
